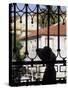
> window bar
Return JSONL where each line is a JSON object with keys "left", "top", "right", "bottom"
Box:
{"left": 37, "top": 5, "right": 39, "bottom": 49}
{"left": 47, "top": 6, "right": 50, "bottom": 47}
{"left": 14, "top": 3, "right": 16, "bottom": 53}
{"left": 57, "top": 6, "right": 60, "bottom": 52}
{"left": 25, "top": 4, "right": 28, "bottom": 55}
{"left": 9, "top": 4, "right": 13, "bottom": 86}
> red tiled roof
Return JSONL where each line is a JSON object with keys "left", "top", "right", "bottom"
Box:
{"left": 20, "top": 22, "right": 66, "bottom": 40}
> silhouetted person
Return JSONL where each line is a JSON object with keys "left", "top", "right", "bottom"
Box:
{"left": 36, "top": 46, "right": 56, "bottom": 84}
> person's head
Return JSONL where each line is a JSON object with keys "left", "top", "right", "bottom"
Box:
{"left": 36, "top": 46, "right": 56, "bottom": 63}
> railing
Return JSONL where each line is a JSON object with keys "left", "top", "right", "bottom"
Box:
{"left": 9, "top": 3, "right": 66, "bottom": 86}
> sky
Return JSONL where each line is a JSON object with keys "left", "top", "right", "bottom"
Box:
{"left": 12, "top": 3, "right": 66, "bottom": 12}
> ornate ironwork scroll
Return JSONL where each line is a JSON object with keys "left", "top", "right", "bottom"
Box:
{"left": 9, "top": 3, "right": 66, "bottom": 86}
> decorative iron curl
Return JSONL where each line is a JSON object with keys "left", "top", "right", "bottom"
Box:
{"left": 27, "top": 13, "right": 36, "bottom": 24}
{"left": 56, "top": 51, "right": 66, "bottom": 60}
{"left": 27, "top": 54, "right": 37, "bottom": 60}
{"left": 39, "top": 5, "right": 48, "bottom": 13}
{"left": 16, "top": 4, "right": 26, "bottom": 17}
{"left": 16, "top": 4, "right": 25, "bottom": 12}
{"left": 24, "top": 51, "right": 38, "bottom": 67}
{"left": 28, "top": 5, "right": 37, "bottom": 12}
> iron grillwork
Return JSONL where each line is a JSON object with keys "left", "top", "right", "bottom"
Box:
{"left": 9, "top": 3, "right": 66, "bottom": 86}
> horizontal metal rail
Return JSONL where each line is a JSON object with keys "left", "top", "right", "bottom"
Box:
{"left": 12, "top": 60, "right": 66, "bottom": 65}
{"left": 10, "top": 79, "right": 66, "bottom": 86}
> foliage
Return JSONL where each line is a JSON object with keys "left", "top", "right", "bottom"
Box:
{"left": 39, "top": 6, "right": 58, "bottom": 28}
{"left": 15, "top": 40, "right": 25, "bottom": 61}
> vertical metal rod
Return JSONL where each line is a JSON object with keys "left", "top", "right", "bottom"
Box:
{"left": 14, "top": 3, "right": 16, "bottom": 53}
{"left": 57, "top": 6, "right": 60, "bottom": 51}
{"left": 9, "top": 4, "right": 12, "bottom": 86}
{"left": 47, "top": 6, "right": 50, "bottom": 47}
{"left": 37, "top": 5, "right": 39, "bottom": 49}
{"left": 14, "top": 3, "right": 21, "bottom": 85}
{"left": 25, "top": 4, "right": 28, "bottom": 54}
